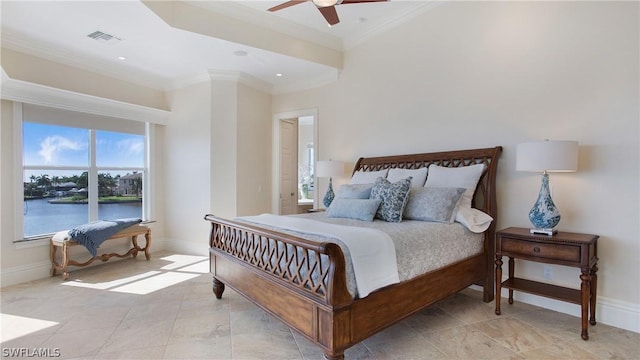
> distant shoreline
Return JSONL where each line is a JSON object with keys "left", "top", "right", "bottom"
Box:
{"left": 23, "top": 197, "right": 141, "bottom": 204}
{"left": 47, "top": 199, "right": 142, "bottom": 204}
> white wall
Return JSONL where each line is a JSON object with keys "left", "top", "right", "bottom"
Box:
{"left": 236, "top": 83, "right": 272, "bottom": 216}
{"left": 163, "top": 81, "right": 213, "bottom": 256}
{"left": 274, "top": 1, "right": 639, "bottom": 331}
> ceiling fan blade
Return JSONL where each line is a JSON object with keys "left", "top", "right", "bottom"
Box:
{"left": 318, "top": 5, "right": 340, "bottom": 25}
{"left": 268, "top": 0, "right": 307, "bottom": 12}
{"left": 340, "top": 0, "right": 388, "bottom": 4}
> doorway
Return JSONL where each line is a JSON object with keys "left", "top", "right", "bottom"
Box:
{"left": 272, "top": 109, "right": 318, "bottom": 215}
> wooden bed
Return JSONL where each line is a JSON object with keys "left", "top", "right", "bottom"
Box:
{"left": 205, "top": 146, "right": 502, "bottom": 359}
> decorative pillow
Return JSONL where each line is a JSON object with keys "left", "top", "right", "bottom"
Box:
{"left": 403, "top": 187, "right": 466, "bottom": 223}
{"left": 326, "top": 198, "right": 382, "bottom": 222}
{"left": 336, "top": 184, "right": 373, "bottom": 199}
{"left": 349, "top": 169, "right": 389, "bottom": 184}
{"left": 370, "top": 177, "right": 412, "bottom": 222}
{"left": 387, "top": 167, "right": 428, "bottom": 188}
{"left": 455, "top": 207, "right": 493, "bottom": 233}
{"left": 425, "top": 164, "right": 485, "bottom": 210}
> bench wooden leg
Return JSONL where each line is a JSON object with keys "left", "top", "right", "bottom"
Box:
{"left": 131, "top": 231, "right": 151, "bottom": 261}
{"left": 50, "top": 240, "right": 57, "bottom": 277}
{"left": 131, "top": 235, "right": 140, "bottom": 258}
{"left": 62, "top": 242, "right": 70, "bottom": 280}
{"left": 144, "top": 231, "right": 151, "bottom": 260}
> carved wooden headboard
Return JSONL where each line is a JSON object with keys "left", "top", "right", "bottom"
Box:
{"left": 353, "top": 146, "right": 503, "bottom": 221}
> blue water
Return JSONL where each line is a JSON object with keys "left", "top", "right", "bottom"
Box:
{"left": 24, "top": 198, "right": 142, "bottom": 237}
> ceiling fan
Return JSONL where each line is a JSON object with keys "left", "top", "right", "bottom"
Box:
{"left": 268, "top": 0, "right": 389, "bottom": 26}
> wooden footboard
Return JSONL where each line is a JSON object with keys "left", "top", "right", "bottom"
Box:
{"left": 206, "top": 146, "right": 502, "bottom": 359}
{"left": 206, "top": 214, "right": 354, "bottom": 357}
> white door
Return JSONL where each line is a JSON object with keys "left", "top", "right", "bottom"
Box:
{"left": 279, "top": 119, "right": 298, "bottom": 215}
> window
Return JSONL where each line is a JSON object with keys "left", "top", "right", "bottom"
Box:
{"left": 19, "top": 104, "right": 149, "bottom": 239}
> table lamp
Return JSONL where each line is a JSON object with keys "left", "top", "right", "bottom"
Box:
{"left": 316, "top": 160, "right": 344, "bottom": 208}
{"left": 516, "top": 140, "right": 578, "bottom": 235}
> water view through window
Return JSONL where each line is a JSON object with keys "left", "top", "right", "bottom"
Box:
{"left": 23, "top": 122, "right": 145, "bottom": 237}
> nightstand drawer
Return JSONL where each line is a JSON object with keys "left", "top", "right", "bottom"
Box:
{"left": 501, "top": 238, "right": 581, "bottom": 263}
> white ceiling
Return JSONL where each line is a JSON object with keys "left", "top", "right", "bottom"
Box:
{"left": 1, "top": 1, "right": 437, "bottom": 94}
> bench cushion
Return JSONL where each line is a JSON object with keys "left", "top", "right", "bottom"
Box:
{"left": 51, "top": 225, "right": 150, "bottom": 246}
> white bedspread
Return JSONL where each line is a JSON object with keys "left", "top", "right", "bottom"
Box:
{"left": 239, "top": 214, "right": 400, "bottom": 298}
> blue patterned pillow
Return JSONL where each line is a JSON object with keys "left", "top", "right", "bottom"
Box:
{"left": 326, "top": 198, "right": 382, "bottom": 222}
{"left": 370, "top": 177, "right": 412, "bottom": 222}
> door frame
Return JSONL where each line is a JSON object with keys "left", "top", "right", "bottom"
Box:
{"left": 272, "top": 108, "right": 318, "bottom": 214}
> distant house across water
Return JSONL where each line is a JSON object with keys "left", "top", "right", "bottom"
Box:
{"left": 118, "top": 172, "right": 142, "bottom": 196}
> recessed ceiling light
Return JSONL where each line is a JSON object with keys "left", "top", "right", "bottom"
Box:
{"left": 233, "top": 50, "right": 248, "bottom": 57}
{"left": 117, "top": 56, "right": 126, "bottom": 61}
{"left": 276, "top": 73, "right": 283, "bottom": 77}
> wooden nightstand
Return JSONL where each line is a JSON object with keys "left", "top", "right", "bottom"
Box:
{"left": 495, "top": 227, "right": 599, "bottom": 340}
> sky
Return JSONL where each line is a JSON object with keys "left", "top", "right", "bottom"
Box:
{"left": 23, "top": 122, "right": 144, "bottom": 180}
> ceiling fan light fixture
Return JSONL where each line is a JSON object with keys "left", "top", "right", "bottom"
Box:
{"left": 312, "top": 0, "right": 339, "bottom": 7}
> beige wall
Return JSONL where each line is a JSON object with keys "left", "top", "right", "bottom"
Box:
{"left": 163, "top": 81, "right": 213, "bottom": 254}
{"left": 210, "top": 80, "right": 239, "bottom": 219}
{"left": 236, "top": 83, "right": 272, "bottom": 216}
{"left": 274, "top": 1, "right": 639, "bottom": 328}
{"left": 164, "top": 78, "right": 273, "bottom": 254}
{"left": 2, "top": 49, "right": 168, "bottom": 110}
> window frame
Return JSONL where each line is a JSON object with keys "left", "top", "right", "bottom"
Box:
{"left": 14, "top": 102, "right": 152, "bottom": 243}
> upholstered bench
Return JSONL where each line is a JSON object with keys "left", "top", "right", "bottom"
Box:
{"left": 50, "top": 224, "right": 151, "bottom": 280}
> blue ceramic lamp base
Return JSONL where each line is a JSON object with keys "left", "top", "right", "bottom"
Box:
{"left": 323, "top": 178, "right": 335, "bottom": 208}
{"left": 528, "top": 173, "right": 560, "bottom": 236}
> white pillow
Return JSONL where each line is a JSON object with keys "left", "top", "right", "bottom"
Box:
{"left": 424, "top": 164, "right": 485, "bottom": 210}
{"left": 387, "top": 167, "right": 428, "bottom": 188}
{"left": 349, "top": 169, "right": 389, "bottom": 184}
{"left": 455, "top": 207, "right": 493, "bottom": 233}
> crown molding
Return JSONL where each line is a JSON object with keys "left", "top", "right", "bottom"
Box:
{"left": 343, "top": 1, "right": 444, "bottom": 50}
{"left": 186, "top": 1, "right": 343, "bottom": 52}
{"left": 1, "top": 30, "right": 169, "bottom": 91}
{"left": 1, "top": 70, "right": 169, "bottom": 125}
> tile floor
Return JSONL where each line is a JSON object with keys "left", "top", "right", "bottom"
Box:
{"left": 1, "top": 251, "right": 638, "bottom": 359}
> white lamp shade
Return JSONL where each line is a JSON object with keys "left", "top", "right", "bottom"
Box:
{"left": 516, "top": 140, "right": 579, "bottom": 172}
{"left": 316, "top": 160, "right": 344, "bottom": 178}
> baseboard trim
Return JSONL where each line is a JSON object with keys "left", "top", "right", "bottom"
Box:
{"left": 0, "top": 260, "right": 51, "bottom": 287}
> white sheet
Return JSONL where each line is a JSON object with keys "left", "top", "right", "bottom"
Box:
{"left": 239, "top": 213, "right": 400, "bottom": 298}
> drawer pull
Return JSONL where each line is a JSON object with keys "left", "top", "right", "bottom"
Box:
{"left": 533, "top": 247, "right": 540, "bottom": 253}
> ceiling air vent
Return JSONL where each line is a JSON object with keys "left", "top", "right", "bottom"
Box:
{"left": 86, "top": 30, "right": 123, "bottom": 43}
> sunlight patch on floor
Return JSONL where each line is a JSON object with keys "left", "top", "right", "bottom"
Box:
{"left": 61, "top": 271, "right": 161, "bottom": 290}
{"left": 175, "top": 260, "right": 209, "bottom": 274}
{"left": 111, "top": 272, "right": 199, "bottom": 294}
{"left": 0, "top": 314, "right": 58, "bottom": 343}
{"left": 56, "top": 255, "right": 208, "bottom": 295}
{"left": 159, "top": 254, "right": 208, "bottom": 271}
